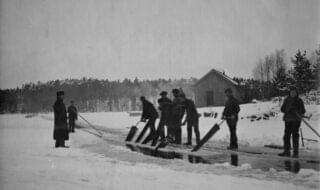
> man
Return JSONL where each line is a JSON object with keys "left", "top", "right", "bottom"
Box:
{"left": 53, "top": 91, "right": 69, "bottom": 148}
{"left": 153, "top": 91, "right": 172, "bottom": 144}
{"left": 279, "top": 86, "right": 305, "bottom": 158}
{"left": 140, "top": 96, "right": 159, "bottom": 144}
{"left": 222, "top": 88, "right": 240, "bottom": 150}
{"left": 170, "top": 89, "right": 186, "bottom": 144}
{"left": 67, "top": 100, "right": 78, "bottom": 133}
{"left": 182, "top": 98, "right": 200, "bottom": 146}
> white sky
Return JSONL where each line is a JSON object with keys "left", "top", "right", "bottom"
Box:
{"left": 0, "top": 0, "right": 319, "bottom": 88}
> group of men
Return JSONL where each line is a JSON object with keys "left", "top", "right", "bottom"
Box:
{"left": 139, "top": 88, "right": 241, "bottom": 149}
{"left": 53, "top": 85, "right": 306, "bottom": 158}
{"left": 139, "top": 89, "right": 200, "bottom": 146}
{"left": 53, "top": 91, "right": 78, "bottom": 148}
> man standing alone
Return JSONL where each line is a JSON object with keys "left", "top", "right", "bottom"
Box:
{"left": 278, "top": 86, "right": 305, "bottom": 158}
{"left": 67, "top": 100, "right": 78, "bottom": 133}
{"left": 53, "top": 91, "right": 69, "bottom": 148}
{"left": 222, "top": 88, "right": 240, "bottom": 150}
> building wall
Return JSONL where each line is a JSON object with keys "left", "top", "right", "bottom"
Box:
{"left": 194, "top": 73, "right": 241, "bottom": 107}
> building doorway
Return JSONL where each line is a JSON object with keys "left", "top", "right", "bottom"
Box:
{"left": 206, "top": 91, "right": 214, "bottom": 106}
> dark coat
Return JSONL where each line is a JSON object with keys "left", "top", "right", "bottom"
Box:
{"left": 170, "top": 97, "right": 186, "bottom": 126}
{"left": 53, "top": 99, "right": 69, "bottom": 140}
{"left": 281, "top": 96, "right": 305, "bottom": 122}
{"left": 67, "top": 105, "right": 78, "bottom": 120}
{"left": 158, "top": 97, "right": 172, "bottom": 121}
{"left": 222, "top": 96, "right": 240, "bottom": 125}
{"left": 184, "top": 99, "right": 199, "bottom": 123}
{"left": 141, "top": 100, "right": 159, "bottom": 121}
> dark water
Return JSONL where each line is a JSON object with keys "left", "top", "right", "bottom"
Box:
{"left": 125, "top": 144, "right": 320, "bottom": 173}
{"left": 71, "top": 121, "right": 320, "bottom": 174}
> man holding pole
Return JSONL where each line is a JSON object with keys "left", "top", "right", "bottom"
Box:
{"left": 222, "top": 88, "right": 240, "bottom": 150}
{"left": 153, "top": 91, "right": 172, "bottom": 144}
{"left": 140, "top": 96, "right": 159, "bottom": 144}
{"left": 182, "top": 97, "right": 200, "bottom": 146}
{"left": 279, "top": 86, "right": 305, "bottom": 158}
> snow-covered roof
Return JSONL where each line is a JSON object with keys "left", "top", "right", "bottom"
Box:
{"left": 194, "top": 68, "right": 239, "bottom": 86}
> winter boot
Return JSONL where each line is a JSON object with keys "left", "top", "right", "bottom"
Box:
{"left": 278, "top": 151, "right": 291, "bottom": 157}
{"left": 227, "top": 146, "right": 238, "bottom": 150}
{"left": 292, "top": 151, "right": 299, "bottom": 158}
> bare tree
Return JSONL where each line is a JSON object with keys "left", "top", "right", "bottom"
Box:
{"left": 253, "top": 58, "right": 265, "bottom": 81}
{"left": 272, "top": 49, "right": 287, "bottom": 79}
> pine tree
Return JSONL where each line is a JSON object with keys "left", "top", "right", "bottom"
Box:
{"left": 272, "top": 66, "right": 287, "bottom": 91}
{"left": 310, "top": 45, "right": 320, "bottom": 88}
{"left": 291, "top": 50, "right": 313, "bottom": 93}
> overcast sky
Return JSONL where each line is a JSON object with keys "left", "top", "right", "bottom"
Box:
{"left": 0, "top": 0, "right": 319, "bottom": 89}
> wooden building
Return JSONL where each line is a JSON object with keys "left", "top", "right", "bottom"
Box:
{"left": 194, "top": 69, "right": 242, "bottom": 107}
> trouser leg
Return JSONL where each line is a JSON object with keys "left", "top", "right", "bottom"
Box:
{"left": 152, "top": 120, "right": 165, "bottom": 145}
{"left": 228, "top": 123, "right": 238, "bottom": 148}
{"left": 70, "top": 119, "right": 75, "bottom": 132}
{"left": 193, "top": 122, "right": 200, "bottom": 144}
{"left": 158, "top": 120, "right": 166, "bottom": 140}
{"left": 142, "top": 118, "right": 156, "bottom": 144}
{"left": 292, "top": 121, "right": 301, "bottom": 153}
{"left": 187, "top": 123, "right": 192, "bottom": 143}
{"left": 283, "top": 122, "right": 292, "bottom": 153}
{"left": 175, "top": 127, "right": 182, "bottom": 144}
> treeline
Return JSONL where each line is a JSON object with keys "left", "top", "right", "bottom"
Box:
{"left": 252, "top": 46, "right": 320, "bottom": 96}
{"left": 0, "top": 78, "right": 197, "bottom": 113}
{"left": 1, "top": 46, "right": 318, "bottom": 113}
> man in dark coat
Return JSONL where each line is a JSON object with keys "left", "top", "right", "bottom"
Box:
{"left": 170, "top": 89, "right": 186, "bottom": 144}
{"left": 140, "top": 96, "right": 159, "bottom": 144}
{"left": 67, "top": 100, "right": 78, "bottom": 133}
{"left": 279, "top": 86, "right": 306, "bottom": 158}
{"left": 53, "top": 91, "right": 69, "bottom": 148}
{"left": 182, "top": 98, "right": 200, "bottom": 145}
{"left": 153, "top": 91, "right": 172, "bottom": 143}
{"left": 222, "top": 88, "right": 240, "bottom": 150}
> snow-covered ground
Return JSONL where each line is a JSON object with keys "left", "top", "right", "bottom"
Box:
{"left": 75, "top": 101, "right": 320, "bottom": 149}
{"left": 0, "top": 101, "right": 319, "bottom": 190}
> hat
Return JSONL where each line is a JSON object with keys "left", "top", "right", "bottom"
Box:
{"left": 289, "top": 85, "right": 297, "bottom": 91}
{"left": 172, "top": 89, "right": 180, "bottom": 94}
{"left": 160, "top": 91, "right": 167, "bottom": 96}
{"left": 56, "top": 91, "right": 64, "bottom": 96}
{"left": 140, "top": 96, "right": 146, "bottom": 101}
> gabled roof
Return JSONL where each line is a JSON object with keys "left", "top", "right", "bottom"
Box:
{"left": 194, "top": 68, "right": 239, "bottom": 86}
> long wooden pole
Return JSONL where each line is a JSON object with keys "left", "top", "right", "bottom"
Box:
{"left": 78, "top": 114, "right": 103, "bottom": 137}
{"left": 297, "top": 113, "right": 320, "bottom": 138}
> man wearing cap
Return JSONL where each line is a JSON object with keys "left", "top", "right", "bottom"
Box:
{"left": 67, "top": 100, "right": 78, "bottom": 133}
{"left": 53, "top": 91, "right": 69, "bottom": 148}
{"left": 152, "top": 91, "right": 172, "bottom": 144}
{"left": 279, "top": 86, "right": 305, "bottom": 158}
{"left": 140, "top": 96, "right": 159, "bottom": 144}
{"left": 222, "top": 88, "right": 240, "bottom": 150}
